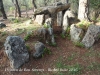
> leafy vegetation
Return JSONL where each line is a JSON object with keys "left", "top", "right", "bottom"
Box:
{"left": 76, "top": 21, "right": 91, "bottom": 30}
{"left": 60, "top": 34, "right": 66, "bottom": 39}
{"left": 24, "top": 34, "right": 31, "bottom": 41}
{"left": 42, "top": 47, "right": 51, "bottom": 57}
{"left": 87, "top": 62, "right": 100, "bottom": 71}
{"left": 26, "top": 45, "right": 30, "bottom": 50}
{"left": 67, "top": 53, "right": 77, "bottom": 61}
{"left": 44, "top": 47, "right": 51, "bottom": 55}
{"left": 74, "top": 41, "right": 84, "bottom": 48}
{"left": 90, "top": 0, "right": 100, "bottom": 9}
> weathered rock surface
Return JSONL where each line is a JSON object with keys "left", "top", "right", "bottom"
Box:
{"left": 70, "top": 24, "right": 83, "bottom": 42}
{"left": 34, "top": 14, "right": 44, "bottom": 25}
{"left": 57, "top": 11, "right": 63, "bottom": 26}
{"left": 0, "top": 22, "right": 6, "bottom": 28}
{"left": 4, "top": 36, "right": 29, "bottom": 69}
{"left": 33, "top": 42, "right": 45, "bottom": 58}
{"left": 45, "top": 18, "right": 55, "bottom": 44}
{"left": 45, "top": 18, "right": 52, "bottom": 27}
{"left": 82, "top": 25, "right": 100, "bottom": 48}
{"left": 62, "top": 10, "right": 76, "bottom": 34}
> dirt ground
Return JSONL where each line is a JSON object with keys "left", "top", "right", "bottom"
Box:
{"left": 0, "top": 14, "right": 100, "bottom": 75}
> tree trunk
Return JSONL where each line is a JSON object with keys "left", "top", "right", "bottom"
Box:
{"left": 12, "top": 0, "right": 21, "bottom": 17}
{"left": 15, "top": 0, "right": 21, "bottom": 17}
{"left": 24, "top": 1, "right": 28, "bottom": 17}
{"left": 0, "top": 0, "right": 7, "bottom": 19}
{"left": 32, "top": 0, "right": 37, "bottom": 12}
{"left": 78, "top": 0, "right": 89, "bottom": 21}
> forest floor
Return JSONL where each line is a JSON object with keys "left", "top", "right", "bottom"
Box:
{"left": 0, "top": 16, "right": 100, "bottom": 75}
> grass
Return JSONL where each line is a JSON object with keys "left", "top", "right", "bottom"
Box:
{"left": 42, "top": 47, "right": 51, "bottom": 57}
{"left": 76, "top": 21, "right": 91, "bottom": 30}
{"left": 67, "top": 63, "right": 83, "bottom": 75}
{"left": 74, "top": 41, "right": 84, "bottom": 48}
{"left": 60, "top": 34, "right": 66, "bottom": 39}
{"left": 15, "top": 28, "right": 26, "bottom": 35}
{"left": 67, "top": 53, "right": 77, "bottom": 61}
{"left": 66, "top": 34, "right": 71, "bottom": 40}
{"left": 44, "top": 47, "right": 51, "bottom": 55}
{"left": 43, "top": 23, "right": 50, "bottom": 28}
{"left": 66, "top": 27, "right": 70, "bottom": 34}
{"left": 87, "top": 62, "right": 100, "bottom": 71}
{"left": 10, "top": 18, "right": 20, "bottom": 23}
{"left": 24, "top": 34, "right": 31, "bottom": 41}
{"left": 55, "top": 57, "right": 83, "bottom": 75}
{"left": 1, "top": 31, "right": 7, "bottom": 36}
{"left": 26, "top": 45, "right": 30, "bottom": 50}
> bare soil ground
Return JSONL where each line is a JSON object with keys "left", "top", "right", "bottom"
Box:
{"left": 0, "top": 14, "right": 100, "bottom": 75}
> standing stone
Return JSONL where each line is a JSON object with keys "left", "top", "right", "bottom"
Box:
{"left": 62, "top": 10, "right": 75, "bottom": 35}
{"left": 62, "top": 10, "right": 76, "bottom": 35}
{"left": 62, "top": 14, "right": 69, "bottom": 34}
{"left": 45, "top": 18, "right": 52, "bottom": 27}
{"left": 4, "top": 36, "right": 29, "bottom": 69}
{"left": 45, "top": 18, "right": 56, "bottom": 44}
{"left": 33, "top": 42, "right": 45, "bottom": 58}
{"left": 82, "top": 25, "right": 100, "bottom": 48}
{"left": 34, "top": 14, "right": 44, "bottom": 25}
{"left": 70, "top": 24, "right": 83, "bottom": 42}
{"left": 57, "top": 11, "right": 63, "bottom": 26}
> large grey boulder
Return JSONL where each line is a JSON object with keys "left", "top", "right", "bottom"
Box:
{"left": 82, "top": 25, "right": 100, "bottom": 48}
{"left": 33, "top": 42, "right": 45, "bottom": 58}
{"left": 4, "top": 36, "right": 29, "bottom": 69}
{"left": 70, "top": 24, "right": 83, "bottom": 42}
{"left": 0, "top": 22, "right": 6, "bottom": 28}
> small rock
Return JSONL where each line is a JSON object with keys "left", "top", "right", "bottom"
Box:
{"left": 0, "top": 22, "right": 6, "bottom": 29}
{"left": 33, "top": 42, "right": 45, "bottom": 58}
